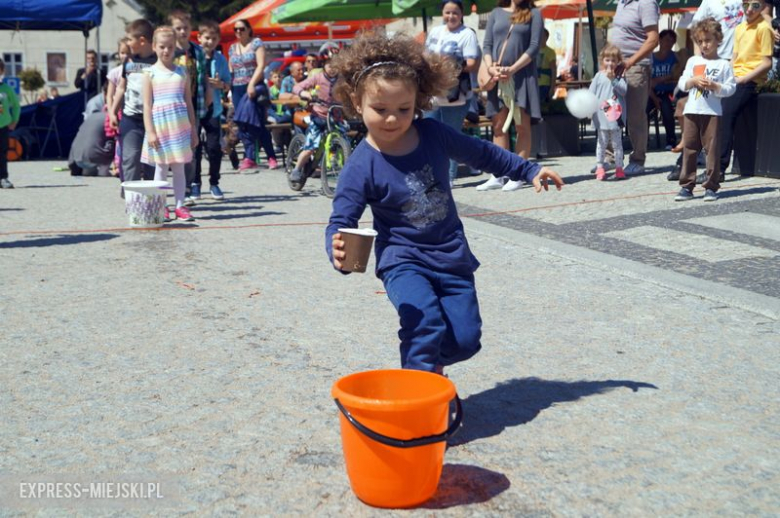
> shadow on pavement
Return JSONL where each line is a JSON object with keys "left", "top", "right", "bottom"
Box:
{"left": 561, "top": 167, "right": 672, "bottom": 185}
{"left": 422, "top": 463, "right": 511, "bottom": 509}
{"left": 449, "top": 377, "right": 658, "bottom": 446}
{"left": 0, "top": 208, "right": 24, "bottom": 211}
{"left": 21, "top": 184, "right": 89, "bottom": 188}
{"left": 213, "top": 194, "right": 304, "bottom": 204}
{"left": 195, "top": 211, "right": 286, "bottom": 221}
{"left": 718, "top": 186, "right": 778, "bottom": 199}
{"left": 0, "top": 233, "right": 119, "bottom": 248}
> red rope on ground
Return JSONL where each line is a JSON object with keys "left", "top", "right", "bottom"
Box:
{"left": 0, "top": 182, "right": 775, "bottom": 238}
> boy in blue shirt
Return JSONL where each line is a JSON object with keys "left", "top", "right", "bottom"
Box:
{"left": 196, "top": 20, "right": 231, "bottom": 201}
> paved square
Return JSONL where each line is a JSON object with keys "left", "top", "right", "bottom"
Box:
{"left": 1, "top": 150, "right": 778, "bottom": 515}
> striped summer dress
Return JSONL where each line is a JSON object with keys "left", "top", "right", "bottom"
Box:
{"left": 141, "top": 65, "right": 192, "bottom": 165}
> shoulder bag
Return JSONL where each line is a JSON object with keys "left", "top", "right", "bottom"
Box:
{"left": 477, "top": 24, "right": 515, "bottom": 92}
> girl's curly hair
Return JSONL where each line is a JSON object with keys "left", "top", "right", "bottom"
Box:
{"left": 691, "top": 17, "right": 724, "bottom": 44}
{"left": 331, "top": 32, "right": 458, "bottom": 118}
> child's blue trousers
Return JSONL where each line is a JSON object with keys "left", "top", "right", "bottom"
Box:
{"left": 381, "top": 263, "right": 482, "bottom": 372}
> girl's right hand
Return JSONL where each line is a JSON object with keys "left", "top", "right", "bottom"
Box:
{"left": 147, "top": 131, "right": 160, "bottom": 150}
{"left": 332, "top": 232, "right": 346, "bottom": 270}
{"left": 532, "top": 167, "right": 565, "bottom": 193}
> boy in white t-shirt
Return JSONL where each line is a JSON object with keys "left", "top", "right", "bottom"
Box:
{"left": 675, "top": 18, "right": 736, "bottom": 202}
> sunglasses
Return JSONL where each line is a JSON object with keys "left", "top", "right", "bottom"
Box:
{"left": 742, "top": 2, "right": 762, "bottom": 9}
{"left": 234, "top": 26, "right": 247, "bottom": 32}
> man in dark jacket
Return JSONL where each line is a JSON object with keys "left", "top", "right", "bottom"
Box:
{"left": 74, "top": 50, "right": 107, "bottom": 101}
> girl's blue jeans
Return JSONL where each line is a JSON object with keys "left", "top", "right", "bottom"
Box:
{"left": 381, "top": 263, "right": 482, "bottom": 372}
{"left": 424, "top": 103, "right": 470, "bottom": 181}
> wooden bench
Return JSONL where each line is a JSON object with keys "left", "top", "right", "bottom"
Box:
{"left": 464, "top": 116, "right": 494, "bottom": 141}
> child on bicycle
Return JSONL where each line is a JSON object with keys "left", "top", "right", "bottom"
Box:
{"left": 289, "top": 45, "right": 348, "bottom": 189}
{"left": 326, "top": 33, "right": 564, "bottom": 374}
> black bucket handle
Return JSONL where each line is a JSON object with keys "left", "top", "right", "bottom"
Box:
{"left": 334, "top": 395, "right": 463, "bottom": 449}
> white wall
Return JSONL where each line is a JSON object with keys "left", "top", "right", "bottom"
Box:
{"left": 0, "top": 0, "right": 145, "bottom": 103}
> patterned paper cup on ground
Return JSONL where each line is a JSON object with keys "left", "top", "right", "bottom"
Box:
{"left": 338, "top": 228, "right": 378, "bottom": 273}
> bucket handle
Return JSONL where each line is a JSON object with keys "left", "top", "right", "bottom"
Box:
{"left": 334, "top": 395, "right": 463, "bottom": 449}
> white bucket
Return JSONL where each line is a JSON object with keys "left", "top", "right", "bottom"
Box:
{"left": 121, "top": 180, "right": 169, "bottom": 228}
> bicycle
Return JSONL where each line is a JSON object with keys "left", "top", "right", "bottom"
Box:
{"left": 285, "top": 100, "right": 351, "bottom": 198}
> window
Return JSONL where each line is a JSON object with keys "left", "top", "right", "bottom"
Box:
{"left": 2, "top": 53, "right": 23, "bottom": 76}
{"left": 46, "top": 52, "right": 67, "bottom": 84}
{"left": 478, "top": 13, "right": 489, "bottom": 30}
{"left": 99, "top": 52, "right": 112, "bottom": 72}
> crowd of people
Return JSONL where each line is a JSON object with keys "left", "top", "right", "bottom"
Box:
{"left": 1, "top": 0, "right": 777, "bottom": 206}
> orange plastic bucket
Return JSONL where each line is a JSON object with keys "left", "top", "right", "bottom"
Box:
{"left": 332, "top": 369, "right": 462, "bottom": 508}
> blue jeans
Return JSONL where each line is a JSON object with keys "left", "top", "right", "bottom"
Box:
{"left": 381, "top": 263, "right": 482, "bottom": 372}
{"left": 425, "top": 103, "right": 470, "bottom": 181}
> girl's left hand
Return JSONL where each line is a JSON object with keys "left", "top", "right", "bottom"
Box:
{"left": 191, "top": 129, "right": 199, "bottom": 149}
{"left": 532, "top": 166, "right": 565, "bottom": 193}
{"left": 247, "top": 87, "right": 257, "bottom": 99}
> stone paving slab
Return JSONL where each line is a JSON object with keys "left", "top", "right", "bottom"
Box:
{"left": 1, "top": 152, "right": 778, "bottom": 516}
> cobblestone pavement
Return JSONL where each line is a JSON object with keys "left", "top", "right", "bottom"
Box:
{"left": 0, "top": 149, "right": 778, "bottom": 516}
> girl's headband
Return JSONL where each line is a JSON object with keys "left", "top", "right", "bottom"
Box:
{"left": 354, "top": 61, "right": 401, "bottom": 87}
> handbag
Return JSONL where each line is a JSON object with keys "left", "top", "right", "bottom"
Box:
{"left": 478, "top": 24, "right": 515, "bottom": 92}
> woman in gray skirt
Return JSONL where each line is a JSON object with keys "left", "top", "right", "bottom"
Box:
{"left": 477, "top": 0, "right": 543, "bottom": 192}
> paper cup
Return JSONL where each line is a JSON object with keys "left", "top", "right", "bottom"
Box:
{"left": 338, "top": 228, "right": 378, "bottom": 273}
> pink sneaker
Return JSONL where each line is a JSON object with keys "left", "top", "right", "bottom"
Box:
{"left": 595, "top": 166, "right": 606, "bottom": 181}
{"left": 614, "top": 167, "right": 626, "bottom": 180}
{"left": 238, "top": 158, "right": 258, "bottom": 171}
{"left": 174, "top": 206, "right": 195, "bottom": 221}
{"left": 267, "top": 157, "right": 279, "bottom": 170}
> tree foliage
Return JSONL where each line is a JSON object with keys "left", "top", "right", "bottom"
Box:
{"left": 19, "top": 68, "right": 45, "bottom": 92}
{"left": 134, "top": 0, "right": 256, "bottom": 26}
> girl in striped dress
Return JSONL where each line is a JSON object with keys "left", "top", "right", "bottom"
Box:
{"left": 142, "top": 26, "right": 199, "bottom": 221}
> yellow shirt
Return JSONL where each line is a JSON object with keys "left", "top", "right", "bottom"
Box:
{"left": 733, "top": 18, "right": 773, "bottom": 85}
{"left": 537, "top": 46, "right": 556, "bottom": 88}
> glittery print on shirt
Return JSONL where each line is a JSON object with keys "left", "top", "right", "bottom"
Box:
{"left": 401, "top": 164, "right": 449, "bottom": 229}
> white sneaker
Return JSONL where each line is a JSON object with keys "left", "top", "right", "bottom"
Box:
{"left": 624, "top": 163, "right": 645, "bottom": 175}
{"left": 502, "top": 179, "right": 526, "bottom": 191}
{"left": 476, "top": 175, "right": 507, "bottom": 191}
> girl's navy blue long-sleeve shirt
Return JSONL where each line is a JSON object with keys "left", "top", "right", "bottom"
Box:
{"left": 326, "top": 118, "right": 541, "bottom": 277}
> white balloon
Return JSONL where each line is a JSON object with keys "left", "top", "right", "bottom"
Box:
{"left": 565, "top": 89, "right": 599, "bottom": 119}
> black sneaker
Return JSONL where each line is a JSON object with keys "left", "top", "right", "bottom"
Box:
{"left": 703, "top": 189, "right": 718, "bottom": 202}
{"left": 675, "top": 188, "right": 693, "bottom": 201}
{"left": 288, "top": 168, "right": 305, "bottom": 191}
{"left": 667, "top": 166, "right": 680, "bottom": 181}
{"left": 695, "top": 172, "right": 707, "bottom": 185}
{"left": 229, "top": 150, "right": 240, "bottom": 170}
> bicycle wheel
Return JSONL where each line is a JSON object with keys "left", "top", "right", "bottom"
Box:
{"left": 320, "top": 134, "right": 351, "bottom": 198}
{"left": 285, "top": 133, "right": 308, "bottom": 191}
